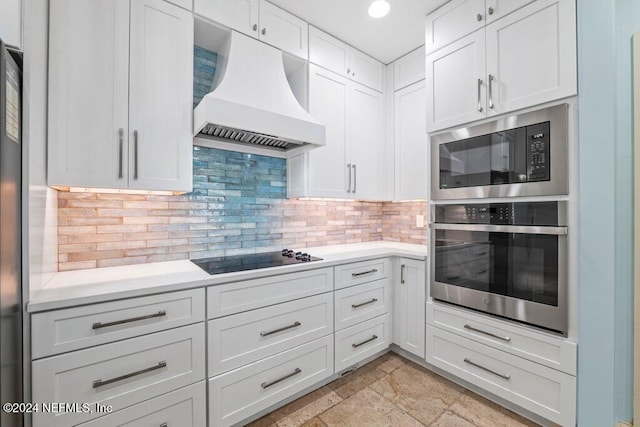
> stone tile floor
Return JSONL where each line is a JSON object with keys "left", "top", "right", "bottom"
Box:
{"left": 245, "top": 353, "right": 540, "bottom": 427}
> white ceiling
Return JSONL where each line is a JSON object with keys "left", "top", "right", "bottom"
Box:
{"left": 268, "top": 0, "right": 447, "bottom": 64}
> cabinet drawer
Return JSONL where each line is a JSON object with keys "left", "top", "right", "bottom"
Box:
{"left": 32, "top": 324, "right": 206, "bottom": 427}
{"left": 32, "top": 289, "right": 205, "bottom": 358}
{"left": 427, "top": 302, "right": 576, "bottom": 375}
{"left": 334, "top": 279, "right": 391, "bottom": 330}
{"left": 78, "top": 382, "right": 206, "bottom": 426}
{"left": 334, "top": 258, "right": 390, "bottom": 290}
{"left": 334, "top": 313, "right": 392, "bottom": 373}
{"left": 208, "top": 293, "right": 333, "bottom": 376}
{"left": 207, "top": 267, "right": 333, "bottom": 318}
{"left": 426, "top": 327, "right": 576, "bottom": 426}
{"left": 209, "top": 335, "right": 334, "bottom": 427}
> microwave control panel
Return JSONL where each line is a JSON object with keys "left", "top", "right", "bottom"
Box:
{"left": 526, "top": 122, "right": 550, "bottom": 182}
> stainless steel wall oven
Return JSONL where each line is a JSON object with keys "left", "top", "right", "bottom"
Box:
{"left": 430, "top": 201, "right": 568, "bottom": 334}
{"left": 431, "top": 105, "right": 568, "bottom": 200}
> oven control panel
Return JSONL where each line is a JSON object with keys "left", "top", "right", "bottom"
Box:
{"left": 526, "top": 122, "right": 550, "bottom": 182}
{"left": 435, "top": 201, "right": 561, "bottom": 226}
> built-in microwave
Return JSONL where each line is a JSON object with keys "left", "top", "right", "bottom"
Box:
{"left": 431, "top": 105, "right": 568, "bottom": 200}
{"left": 430, "top": 201, "right": 568, "bottom": 335}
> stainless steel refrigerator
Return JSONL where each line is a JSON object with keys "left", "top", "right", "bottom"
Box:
{"left": 0, "top": 38, "right": 23, "bottom": 427}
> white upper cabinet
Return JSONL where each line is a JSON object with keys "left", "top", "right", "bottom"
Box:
{"left": 193, "top": 0, "right": 259, "bottom": 36}
{"left": 393, "top": 46, "right": 425, "bottom": 91}
{"left": 485, "top": 0, "right": 577, "bottom": 116}
{"left": 425, "top": 0, "right": 577, "bottom": 132}
{"left": 48, "top": 0, "right": 131, "bottom": 189}
{"left": 128, "top": 0, "right": 193, "bottom": 192}
{"left": 194, "top": 0, "right": 308, "bottom": 59}
{"left": 426, "top": 30, "right": 486, "bottom": 132}
{"left": 485, "top": 0, "right": 536, "bottom": 24}
{"left": 394, "top": 81, "right": 428, "bottom": 201}
{"left": 348, "top": 82, "right": 385, "bottom": 199}
{"left": 309, "top": 26, "right": 384, "bottom": 92}
{"left": 288, "top": 66, "right": 385, "bottom": 201}
{"left": 425, "top": 0, "right": 484, "bottom": 55}
{"left": 0, "top": 0, "right": 22, "bottom": 49}
{"left": 306, "top": 65, "right": 349, "bottom": 198}
{"left": 48, "top": 0, "right": 194, "bottom": 192}
{"left": 258, "top": 0, "right": 308, "bottom": 59}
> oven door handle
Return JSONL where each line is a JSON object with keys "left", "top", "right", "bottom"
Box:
{"left": 429, "top": 223, "right": 567, "bottom": 235}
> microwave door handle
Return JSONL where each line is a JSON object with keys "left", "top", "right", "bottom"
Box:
{"left": 429, "top": 223, "right": 568, "bottom": 235}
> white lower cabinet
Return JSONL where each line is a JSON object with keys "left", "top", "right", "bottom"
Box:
{"left": 78, "top": 382, "right": 206, "bottom": 427}
{"left": 334, "top": 313, "right": 392, "bottom": 373}
{"left": 426, "top": 327, "right": 576, "bottom": 426}
{"left": 208, "top": 293, "right": 334, "bottom": 376}
{"left": 394, "top": 258, "right": 426, "bottom": 358}
{"left": 32, "top": 324, "right": 206, "bottom": 427}
{"left": 209, "top": 335, "right": 334, "bottom": 427}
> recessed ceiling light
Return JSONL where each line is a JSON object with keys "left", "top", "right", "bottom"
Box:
{"left": 368, "top": 0, "right": 390, "bottom": 18}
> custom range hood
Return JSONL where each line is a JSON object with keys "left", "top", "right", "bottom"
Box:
{"left": 194, "top": 31, "right": 325, "bottom": 154}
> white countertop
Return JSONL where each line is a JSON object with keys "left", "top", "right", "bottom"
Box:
{"left": 28, "top": 241, "right": 427, "bottom": 313}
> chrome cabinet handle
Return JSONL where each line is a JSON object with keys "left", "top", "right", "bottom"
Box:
{"left": 92, "top": 361, "right": 166, "bottom": 388}
{"left": 347, "top": 68, "right": 351, "bottom": 75}
{"left": 488, "top": 74, "right": 494, "bottom": 109}
{"left": 401, "top": 265, "right": 406, "bottom": 284}
{"left": 464, "top": 358, "right": 510, "bottom": 380}
{"left": 352, "top": 335, "right": 378, "bottom": 348}
{"left": 118, "top": 128, "right": 124, "bottom": 179}
{"left": 133, "top": 130, "right": 139, "bottom": 180}
{"left": 353, "top": 164, "right": 357, "bottom": 193}
{"left": 261, "top": 28, "right": 266, "bottom": 35}
{"left": 347, "top": 164, "right": 352, "bottom": 193}
{"left": 477, "top": 13, "right": 482, "bottom": 21}
{"left": 477, "top": 78, "right": 483, "bottom": 112}
{"left": 160, "top": 424, "right": 167, "bottom": 427}
{"left": 260, "top": 321, "right": 301, "bottom": 337}
{"left": 352, "top": 268, "right": 378, "bottom": 277}
{"left": 352, "top": 298, "right": 378, "bottom": 309}
{"left": 464, "top": 324, "right": 511, "bottom": 342}
{"left": 488, "top": 6, "right": 494, "bottom": 15}
{"left": 253, "top": 24, "right": 258, "bottom": 31}
{"left": 92, "top": 310, "right": 167, "bottom": 330}
{"left": 261, "top": 368, "right": 301, "bottom": 389}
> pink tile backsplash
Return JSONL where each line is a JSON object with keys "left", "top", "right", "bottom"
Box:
{"left": 57, "top": 192, "right": 427, "bottom": 271}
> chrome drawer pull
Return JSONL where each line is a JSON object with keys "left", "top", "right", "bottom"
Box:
{"left": 260, "top": 321, "right": 301, "bottom": 337}
{"left": 261, "top": 368, "right": 302, "bottom": 389}
{"left": 92, "top": 310, "right": 167, "bottom": 330}
{"left": 160, "top": 423, "right": 167, "bottom": 427}
{"left": 352, "top": 298, "right": 378, "bottom": 309}
{"left": 352, "top": 269, "right": 378, "bottom": 277}
{"left": 464, "top": 358, "right": 510, "bottom": 380}
{"left": 92, "top": 361, "right": 167, "bottom": 388}
{"left": 401, "top": 264, "right": 406, "bottom": 284}
{"left": 352, "top": 335, "right": 378, "bottom": 348}
{"left": 463, "top": 324, "right": 511, "bottom": 342}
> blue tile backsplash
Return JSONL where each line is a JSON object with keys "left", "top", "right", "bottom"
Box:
{"left": 193, "top": 46, "right": 217, "bottom": 107}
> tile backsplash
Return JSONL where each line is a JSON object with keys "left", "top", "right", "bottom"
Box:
{"left": 58, "top": 146, "right": 426, "bottom": 271}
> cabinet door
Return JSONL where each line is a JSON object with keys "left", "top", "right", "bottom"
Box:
{"left": 129, "top": 0, "right": 193, "bottom": 192}
{"left": 350, "top": 48, "right": 384, "bottom": 92}
{"left": 426, "top": 29, "right": 486, "bottom": 132}
{"left": 48, "top": 0, "right": 130, "bottom": 189}
{"left": 394, "top": 81, "right": 428, "bottom": 200}
{"left": 349, "top": 82, "right": 385, "bottom": 200}
{"left": 307, "top": 65, "right": 349, "bottom": 198}
{"left": 425, "top": 0, "right": 485, "bottom": 55}
{"left": 396, "top": 258, "right": 426, "bottom": 358}
{"left": 0, "top": 0, "right": 21, "bottom": 49}
{"left": 393, "top": 46, "right": 426, "bottom": 91}
{"left": 258, "top": 0, "right": 308, "bottom": 59}
{"left": 308, "top": 26, "right": 350, "bottom": 77}
{"left": 193, "top": 0, "right": 259, "bottom": 38}
{"left": 485, "top": 0, "right": 577, "bottom": 116}
{"left": 485, "top": 0, "right": 535, "bottom": 24}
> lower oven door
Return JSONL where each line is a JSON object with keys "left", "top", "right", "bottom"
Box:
{"left": 430, "top": 223, "right": 568, "bottom": 335}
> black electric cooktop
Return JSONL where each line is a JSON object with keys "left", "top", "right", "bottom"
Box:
{"left": 191, "top": 249, "right": 322, "bottom": 275}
